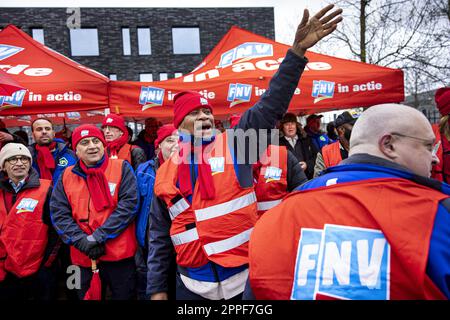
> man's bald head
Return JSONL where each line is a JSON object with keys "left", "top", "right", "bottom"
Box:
{"left": 349, "top": 104, "right": 438, "bottom": 177}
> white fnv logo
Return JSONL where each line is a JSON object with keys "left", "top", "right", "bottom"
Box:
{"left": 291, "top": 224, "right": 390, "bottom": 300}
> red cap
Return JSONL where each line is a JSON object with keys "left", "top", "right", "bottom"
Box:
{"left": 102, "top": 113, "right": 127, "bottom": 133}
{"left": 154, "top": 124, "right": 177, "bottom": 148}
{"left": 435, "top": 87, "right": 450, "bottom": 116}
{"left": 229, "top": 114, "right": 242, "bottom": 129}
{"left": 72, "top": 124, "right": 106, "bottom": 150}
{"left": 173, "top": 91, "right": 213, "bottom": 128}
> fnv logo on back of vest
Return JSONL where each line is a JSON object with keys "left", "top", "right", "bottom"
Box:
{"left": 139, "top": 86, "right": 165, "bottom": 111}
{"left": 209, "top": 157, "right": 224, "bottom": 175}
{"left": 16, "top": 198, "right": 39, "bottom": 214}
{"left": 218, "top": 42, "right": 273, "bottom": 68}
{"left": 227, "top": 83, "right": 252, "bottom": 107}
{"left": 291, "top": 224, "right": 390, "bottom": 300}
{"left": 264, "top": 166, "right": 282, "bottom": 183}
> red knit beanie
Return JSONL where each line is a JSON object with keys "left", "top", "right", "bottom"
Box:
{"left": 154, "top": 124, "right": 178, "bottom": 148}
{"left": 72, "top": 124, "right": 106, "bottom": 150}
{"left": 102, "top": 114, "right": 127, "bottom": 133}
{"left": 173, "top": 91, "right": 213, "bottom": 128}
{"left": 435, "top": 87, "right": 450, "bottom": 116}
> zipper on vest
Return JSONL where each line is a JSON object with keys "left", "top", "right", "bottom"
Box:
{"left": 190, "top": 152, "right": 197, "bottom": 187}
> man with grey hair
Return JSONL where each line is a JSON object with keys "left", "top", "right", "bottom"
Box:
{"left": 246, "top": 104, "right": 449, "bottom": 300}
{"left": 0, "top": 143, "right": 56, "bottom": 300}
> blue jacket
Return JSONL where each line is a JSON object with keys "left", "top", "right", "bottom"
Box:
{"left": 135, "top": 159, "right": 157, "bottom": 247}
{"left": 147, "top": 49, "right": 309, "bottom": 296}
{"left": 297, "top": 153, "right": 450, "bottom": 299}
{"left": 50, "top": 156, "right": 138, "bottom": 245}
{"left": 29, "top": 139, "right": 77, "bottom": 184}
{"left": 305, "top": 127, "right": 331, "bottom": 151}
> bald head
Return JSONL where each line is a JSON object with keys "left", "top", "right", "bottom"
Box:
{"left": 349, "top": 104, "right": 437, "bottom": 177}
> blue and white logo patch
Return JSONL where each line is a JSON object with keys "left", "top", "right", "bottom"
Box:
{"left": 218, "top": 42, "right": 273, "bottom": 68}
{"left": 291, "top": 224, "right": 390, "bottom": 300}
{"left": 264, "top": 166, "right": 282, "bottom": 183}
{"left": 108, "top": 182, "right": 117, "bottom": 196}
{"left": 58, "top": 157, "right": 69, "bottom": 167}
{"left": 227, "top": 83, "right": 252, "bottom": 107}
{"left": 312, "top": 80, "right": 335, "bottom": 103}
{"left": 0, "top": 44, "right": 24, "bottom": 61}
{"left": 139, "top": 86, "right": 165, "bottom": 111}
{"left": 208, "top": 157, "right": 224, "bottom": 176}
{"left": 16, "top": 198, "right": 39, "bottom": 214}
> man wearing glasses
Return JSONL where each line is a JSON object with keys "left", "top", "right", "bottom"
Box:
{"left": 247, "top": 104, "right": 449, "bottom": 300}
{"left": 0, "top": 143, "right": 56, "bottom": 300}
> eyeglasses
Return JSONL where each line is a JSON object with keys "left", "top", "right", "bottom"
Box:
{"left": 7, "top": 156, "right": 30, "bottom": 165}
{"left": 390, "top": 132, "right": 437, "bottom": 154}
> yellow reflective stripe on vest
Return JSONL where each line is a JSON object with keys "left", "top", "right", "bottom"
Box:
{"left": 171, "top": 228, "right": 199, "bottom": 246}
{"left": 257, "top": 199, "right": 282, "bottom": 211}
{"left": 203, "top": 227, "right": 254, "bottom": 256}
{"left": 194, "top": 192, "right": 257, "bottom": 222}
{"left": 169, "top": 198, "right": 190, "bottom": 220}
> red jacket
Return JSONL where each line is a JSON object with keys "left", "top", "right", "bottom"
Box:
{"left": 154, "top": 132, "right": 258, "bottom": 268}
{"left": 431, "top": 124, "right": 445, "bottom": 182}
{"left": 62, "top": 159, "right": 137, "bottom": 267}
{"left": 254, "top": 145, "right": 288, "bottom": 217}
{"left": 249, "top": 178, "right": 447, "bottom": 300}
{"left": 322, "top": 141, "right": 342, "bottom": 168}
{"left": 0, "top": 179, "right": 51, "bottom": 280}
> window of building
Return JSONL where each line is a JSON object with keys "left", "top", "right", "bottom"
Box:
{"left": 31, "top": 28, "right": 45, "bottom": 44}
{"left": 69, "top": 28, "right": 99, "bottom": 56}
{"left": 140, "top": 73, "right": 153, "bottom": 82}
{"left": 174, "top": 72, "right": 183, "bottom": 78}
{"left": 172, "top": 27, "right": 200, "bottom": 54}
{"left": 137, "top": 28, "right": 151, "bottom": 55}
{"left": 159, "top": 73, "right": 168, "bottom": 81}
{"left": 122, "top": 28, "right": 131, "bottom": 56}
{"left": 109, "top": 74, "right": 117, "bottom": 80}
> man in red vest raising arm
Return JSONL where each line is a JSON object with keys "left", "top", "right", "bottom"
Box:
{"left": 147, "top": 4, "right": 342, "bottom": 300}
{"left": 50, "top": 125, "right": 138, "bottom": 300}
{"left": 248, "top": 104, "right": 449, "bottom": 300}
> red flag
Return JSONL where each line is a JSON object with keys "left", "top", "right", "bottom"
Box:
{"left": 84, "top": 260, "right": 102, "bottom": 300}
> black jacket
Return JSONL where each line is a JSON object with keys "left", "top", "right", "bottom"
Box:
{"left": 279, "top": 133, "right": 319, "bottom": 179}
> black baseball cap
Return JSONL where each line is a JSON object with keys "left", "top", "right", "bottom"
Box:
{"left": 335, "top": 111, "right": 359, "bottom": 128}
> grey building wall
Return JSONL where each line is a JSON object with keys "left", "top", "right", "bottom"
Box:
{"left": 0, "top": 7, "right": 275, "bottom": 81}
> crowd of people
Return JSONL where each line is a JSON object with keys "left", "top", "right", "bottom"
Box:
{"left": 0, "top": 4, "right": 448, "bottom": 301}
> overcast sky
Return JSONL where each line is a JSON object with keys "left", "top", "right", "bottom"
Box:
{"left": 1, "top": 0, "right": 332, "bottom": 45}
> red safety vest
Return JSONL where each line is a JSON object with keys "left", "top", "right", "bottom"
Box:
{"left": 111, "top": 143, "right": 135, "bottom": 164}
{"left": 322, "top": 141, "right": 342, "bottom": 168}
{"left": 154, "top": 132, "right": 258, "bottom": 268}
{"left": 62, "top": 159, "right": 137, "bottom": 267}
{"left": 0, "top": 179, "right": 51, "bottom": 280}
{"left": 249, "top": 178, "right": 447, "bottom": 300}
{"left": 254, "top": 145, "right": 288, "bottom": 217}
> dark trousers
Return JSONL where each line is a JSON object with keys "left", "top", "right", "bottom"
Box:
{"left": 175, "top": 272, "right": 243, "bottom": 301}
{"left": 135, "top": 246, "right": 149, "bottom": 300}
{"left": 0, "top": 265, "right": 57, "bottom": 300}
{"left": 77, "top": 257, "right": 136, "bottom": 300}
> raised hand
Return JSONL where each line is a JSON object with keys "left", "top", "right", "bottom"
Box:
{"left": 292, "top": 4, "right": 343, "bottom": 57}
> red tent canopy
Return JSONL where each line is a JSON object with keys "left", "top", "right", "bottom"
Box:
{"left": 0, "top": 25, "right": 109, "bottom": 116}
{"left": 110, "top": 26, "right": 404, "bottom": 119}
